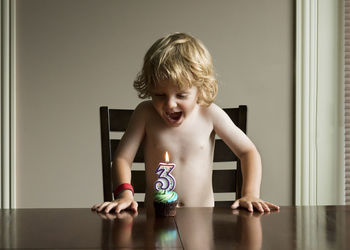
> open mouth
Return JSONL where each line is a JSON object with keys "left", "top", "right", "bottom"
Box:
{"left": 165, "top": 111, "right": 183, "bottom": 123}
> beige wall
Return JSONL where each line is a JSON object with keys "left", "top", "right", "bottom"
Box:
{"left": 16, "top": 0, "right": 294, "bottom": 208}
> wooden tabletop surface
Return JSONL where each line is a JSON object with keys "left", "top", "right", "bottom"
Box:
{"left": 1, "top": 206, "right": 349, "bottom": 249}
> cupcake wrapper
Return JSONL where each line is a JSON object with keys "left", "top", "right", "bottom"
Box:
{"left": 154, "top": 201, "right": 178, "bottom": 217}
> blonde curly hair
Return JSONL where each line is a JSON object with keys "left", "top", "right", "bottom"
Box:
{"left": 133, "top": 33, "right": 218, "bottom": 106}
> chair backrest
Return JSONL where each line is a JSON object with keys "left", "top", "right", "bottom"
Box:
{"left": 100, "top": 105, "right": 247, "bottom": 207}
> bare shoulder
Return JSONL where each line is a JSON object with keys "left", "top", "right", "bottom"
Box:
{"left": 202, "top": 103, "right": 239, "bottom": 132}
{"left": 205, "top": 103, "right": 223, "bottom": 113}
{"left": 135, "top": 100, "right": 153, "bottom": 112}
{"left": 201, "top": 103, "right": 227, "bottom": 121}
{"left": 132, "top": 100, "right": 154, "bottom": 120}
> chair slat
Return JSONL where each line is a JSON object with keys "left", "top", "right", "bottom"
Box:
{"left": 238, "top": 105, "right": 247, "bottom": 133}
{"left": 109, "top": 109, "right": 133, "bottom": 131}
{"left": 214, "top": 140, "right": 238, "bottom": 161}
{"left": 223, "top": 108, "right": 239, "bottom": 124}
{"left": 131, "top": 170, "right": 146, "bottom": 193}
{"left": 100, "top": 107, "right": 113, "bottom": 201}
{"left": 214, "top": 201, "right": 235, "bottom": 207}
{"left": 212, "top": 170, "right": 236, "bottom": 192}
{"left": 108, "top": 108, "right": 242, "bottom": 131}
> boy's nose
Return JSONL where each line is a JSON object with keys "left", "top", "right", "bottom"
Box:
{"left": 166, "top": 97, "right": 177, "bottom": 109}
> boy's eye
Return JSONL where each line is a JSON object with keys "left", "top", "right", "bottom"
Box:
{"left": 154, "top": 94, "right": 165, "bottom": 97}
{"left": 177, "top": 93, "right": 188, "bottom": 98}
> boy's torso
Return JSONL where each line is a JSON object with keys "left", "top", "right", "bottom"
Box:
{"left": 141, "top": 102, "right": 216, "bottom": 211}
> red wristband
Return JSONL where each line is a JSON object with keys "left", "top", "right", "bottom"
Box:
{"left": 113, "top": 183, "right": 134, "bottom": 198}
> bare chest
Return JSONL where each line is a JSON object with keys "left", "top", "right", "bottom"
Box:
{"left": 143, "top": 112, "right": 216, "bottom": 207}
{"left": 145, "top": 119, "right": 214, "bottom": 164}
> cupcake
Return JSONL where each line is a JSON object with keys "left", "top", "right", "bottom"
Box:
{"left": 153, "top": 190, "right": 178, "bottom": 217}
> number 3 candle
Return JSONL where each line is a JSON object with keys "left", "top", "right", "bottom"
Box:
{"left": 154, "top": 151, "right": 176, "bottom": 191}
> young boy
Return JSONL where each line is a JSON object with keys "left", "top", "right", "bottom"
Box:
{"left": 92, "top": 33, "right": 279, "bottom": 215}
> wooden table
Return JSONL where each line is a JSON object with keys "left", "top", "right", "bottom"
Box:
{"left": 1, "top": 206, "right": 349, "bottom": 249}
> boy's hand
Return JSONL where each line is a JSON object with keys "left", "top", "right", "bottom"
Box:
{"left": 91, "top": 191, "right": 138, "bottom": 214}
{"left": 231, "top": 195, "right": 280, "bottom": 213}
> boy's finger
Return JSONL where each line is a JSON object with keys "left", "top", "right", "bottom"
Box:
{"left": 247, "top": 203, "right": 254, "bottom": 212}
{"left": 260, "top": 202, "right": 270, "bottom": 212}
{"left": 115, "top": 201, "right": 130, "bottom": 213}
{"left": 92, "top": 203, "right": 104, "bottom": 210}
{"left": 266, "top": 201, "right": 280, "bottom": 210}
{"left": 231, "top": 200, "right": 240, "bottom": 209}
{"left": 97, "top": 202, "right": 110, "bottom": 212}
{"left": 253, "top": 202, "right": 264, "bottom": 213}
{"left": 105, "top": 203, "right": 118, "bottom": 213}
{"left": 130, "top": 201, "right": 138, "bottom": 212}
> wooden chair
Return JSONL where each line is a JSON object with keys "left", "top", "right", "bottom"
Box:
{"left": 100, "top": 105, "right": 247, "bottom": 207}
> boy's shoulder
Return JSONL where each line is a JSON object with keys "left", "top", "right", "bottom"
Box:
{"left": 135, "top": 100, "right": 153, "bottom": 111}
{"left": 200, "top": 102, "right": 223, "bottom": 117}
{"left": 204, "top": 102, "right": 220, "bottom": 111}
{"left": 199, "top": 103, "right": 231, "bottom": 126}
{"left": 133, "top": 100, "right": 156, "bottom": 118}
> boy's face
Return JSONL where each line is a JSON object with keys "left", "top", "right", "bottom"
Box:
{"left": 151, "top": 81, "right": 199, "bottom": 127}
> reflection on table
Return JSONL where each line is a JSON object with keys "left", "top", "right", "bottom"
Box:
{"left": 0, "top": 206, "right": 349, "bottom": 249}
{"left": 99, "top": 211, "right": 181, "bottom": 249}
{"left": 175, "top": 207, "right": 264, "bottom": 250}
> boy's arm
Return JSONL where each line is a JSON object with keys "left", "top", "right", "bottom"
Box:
{"left": 92, "top": 102, "right": 148, "bottom": 213}
{"left": 209, "top": 104, "right": 279, "bottom": 212}
{"left": 113, "top": 102, "right": 148, "bottom": 189}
